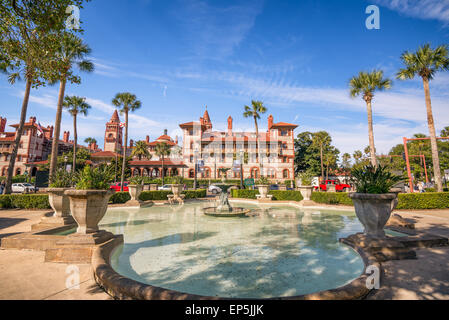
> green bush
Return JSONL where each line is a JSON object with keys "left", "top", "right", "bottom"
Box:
{"left": 311, "top": 192, "right": 354, "bottom": 206}
{"left": 396, "top": 193, "right": 449, "bottom": 210}
{"left": 231, "top": 189, "right": 303, "bottom": 201}
{"left": 183, "top": 189, "right": 207, "bottom": 199}
{"left": 109, "top": 192, "right": 131, "bottom": 204}
{"left": 0, "top": 195, "right": 12, "bottom": 209}
{"left": 139, "top": 191, "right": 172, "bottom": 201}
{"left": 231, "top": 189, "right": 258, "bottom": 199}
{"left": 426, "top": 188, "right": 449, "bottom": 193}
{"left": 0, "top": 194, "right": 51, "bottom": 209}
{"left": 269, "top": 190, "right": 303, "bottom": 201}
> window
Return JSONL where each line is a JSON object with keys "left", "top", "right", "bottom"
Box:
{"left": 283, "top": 169, "right": 289, "bottom": 179}
{"left": 280, "top": 130, "right": 288, "bottom": 136}
{"left": 188, "top": 129, "right": 194, "bottom": 136}
{"left": 190, "top": 155, "right": 194, "bottom": 163}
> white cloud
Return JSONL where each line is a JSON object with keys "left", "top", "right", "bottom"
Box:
{"left": 375, "top": 0, "right": 449, "bottom": 25}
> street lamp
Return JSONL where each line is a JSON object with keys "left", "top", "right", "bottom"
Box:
{"left": 194, "top": 148, "right": 199, "bottom": 190}
{"left": 64, "top": 156, "right": 68, "bottom": 172}
{"left": 239, "top": 150, "right": 244, "bottom": 189}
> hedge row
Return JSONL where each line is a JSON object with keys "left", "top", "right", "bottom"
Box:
{"left": 311, "top": 192, "right": 354, "bottom": 206}
{"left": 110, "top": 190, "right": 208, "bottom": 203}
{"left": 310, "top": 192, "right": 449, "bottom": 210}
{"left": 231, "top": 190, "right": 303, "bottom": 201}
{"left": 0, "top": 194, "right": 51, "bottom": 209}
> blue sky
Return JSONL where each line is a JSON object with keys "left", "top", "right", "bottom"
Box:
{"left": 1, "top": 0, "right": 449, "bottom": 157}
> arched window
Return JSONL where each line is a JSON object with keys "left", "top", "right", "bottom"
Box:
{"left": 283, "top": 169, "right": 289, "bottom": 179}
{"left": 189, "top": 169, "right": 195, "bottom": 178}
{"left": 15, "top": 168, "right": 21, "bottom": 176}
{"left": 251, "top": 168, "right": 259, "bottom": 179}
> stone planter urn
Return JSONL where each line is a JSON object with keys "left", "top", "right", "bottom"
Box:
{"left": 127, "top": 184, "right": 143, "bottom": 204}
{"left": 298, "top": 186, "right": 313, "bottom": 201}
{"left": 42, "top": 188, "right": 74, "bottom": 225}
{"left": 256, "top": 185, "right": 272, "bottom": 201}
{"left": 349, "top": 193, "right": 398, "bottom": 238}
{"left": 64, "top": 189, "right": 114, "bottom": 234}
{"left": 279, "top": 185, "right": 287, "bottom": 191}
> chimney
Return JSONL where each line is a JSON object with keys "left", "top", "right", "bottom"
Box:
{"left": 164, "top": 129, "right": 168, "bottom": 136}
{"left": 268, "top": 115, "right": 274, "bottom": 130}
{"left": 63, "top": 131, "right": 70, "bottom": 143}
{"left": 146, "top": 135, "right": 150, "bottom": 143}
{"left": 227, "top": 116, "right": 233, "bottom": 135}
{"left": 130, "top": 139, "right": 134, "bottom": 147}
{"left": 29, "top": 116, "right": 35, "bottom": 124}
{"left": 45, "top": 125, "right": 54, "bottom": 139}
{"left": 0, "top": 117, "right": 6, "bottom": 133}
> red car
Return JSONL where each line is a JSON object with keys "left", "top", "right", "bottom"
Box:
{"left": 110, "top": 182, "right": 129, "bottom": 192}
{"left": 314, "top": 180, "right": 351, "bottom": 192}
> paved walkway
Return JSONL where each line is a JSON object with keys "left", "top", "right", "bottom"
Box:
{"left": 0, "top": 207, "right": 448, "bottom": 300}
{"left": 0, "top": 209, "right": 111, "bottom": 300}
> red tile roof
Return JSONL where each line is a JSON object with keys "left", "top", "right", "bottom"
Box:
{"left": 91, "top": 151, "right": 120, "bottom": 158}
{"left": 129, "top": 160, "right": 186, "bottom": 167}
{"left": 271, "top": 122, "right": 298, "bottom": 129}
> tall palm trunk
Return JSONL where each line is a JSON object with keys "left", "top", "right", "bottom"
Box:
{"left": 161, "top": 155, "right": 165, "bottom": 185}
{"left": 320, "top": 144, "right": 324, "bottom": 182}
{"left": 254, "top": 117, "right": 262, "bottom": 176}
{"left": 423, "top": 77, "right": 443, "bottom": 192}
{"left": 72, "top": 113, "right": 77, "bottom": 173}
{"left": 4, "top": 77, "right": 32, "bottom": 194}
{"left": 366, "top": 99, "right": 378, "bottom": 167}
{"left": 120, "top": 111, "right": 128, "bottom": 192}
{"left": 49, "top": 78, "right": 67, "bottom": 180}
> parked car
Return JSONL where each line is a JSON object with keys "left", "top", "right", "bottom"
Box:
{"left": 110, "top": 182, "right": 129, "bottom": 192}
{"left": 159, "top": 185, "right": 172, "bottom": 191}
{"left": 314, "top": 180, "right": 351, "bottom": 192}
{"left": 11, "top": 183, "right": 37, "bottom": 193}
{"left": 208, "top": 185, "right": 223, "bottom": 194}
{"left": 269, "top": 185, "right": 279, "bottom": 190}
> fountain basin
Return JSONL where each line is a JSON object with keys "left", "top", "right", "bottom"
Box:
{"left": 202, "top": 207, "right": 251, "bottom": 217}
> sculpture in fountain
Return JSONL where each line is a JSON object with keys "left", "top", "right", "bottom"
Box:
{"left": 203, "top": 188, "right": 251, "bottom": 217}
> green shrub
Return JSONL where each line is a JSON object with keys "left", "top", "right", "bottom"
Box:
{"left": 49, "top": 169, "right": 74, "bottom": 188}
{"left": 1, "top": 194, "right": 51, "bottom": 209}
{"left": 183, "top": 189, "right": 207, "bottom": 199}
{"left": 311, "top": 192, "right": 354, "bottom": 206}
{"left": 269, "top": 190, "right": 303, "bottom": 201}
{"left": 75, "top": 166, "right": 112, "bottom": 190}
{"left": 426, "top": 188, "right": 449, "bottom": 193}
{"left": 396, "top": 193, "right": 449, "bottom": 210}
{"left": 231, "top": 189, "right": 303, "bottom": 201}
{"left": 351, "top": 164, "right": 403, "bottom": 194}
{"left": 109, "top": 192, "right": 131, "bottom": 204}
{"left": 139, "top": 191, "right": 172, "bottom": 201}
{"left": 231, "top": 189, "right": 258, "bottom": 199}
{"left": 0, "top": 195, "right": 12, "bottom": 209}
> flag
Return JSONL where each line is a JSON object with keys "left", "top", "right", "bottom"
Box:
{"left": 120, "top": 123, "right": 126, "bottom": 128}
{"left": 37, "top": 122, "right": 45, "bottom": 137}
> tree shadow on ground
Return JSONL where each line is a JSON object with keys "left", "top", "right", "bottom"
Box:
{"left": 0, "top": 217, "right": 27, "bottom": 231}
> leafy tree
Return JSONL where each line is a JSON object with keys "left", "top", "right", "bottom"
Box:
{"left": 155, "top": 142, "right": 171, "bottom": 185}
{"left": 441, "top": 127, "right": 449, "bottom": 138}
{"left": 243, "top": 100, "right": 267, "bottom": 175}
{"left": 48, "top": 33, "right": 93, "bottom": 179}
{"left": 0, "top": 0, "right": 89, "bottom": 194}
{"left": 312, "top": 131, "right": 331, "bottom": 181}
{"left": 84, "top": 137, "right": 97, "bottom": 147}
{"left": 349, "top": 70, "right": 392, "bottom": 167}
{"left": 397, "top": 44, "right": 449, "bottom": 192}
{"left": 112, "top": 92, "right": 142, "bottom": 191}
{"left": 63, "top": 96, "right": 91, "bottom": 172}
{"left": 132, "top": 140, "right": 151, "bottom": 160}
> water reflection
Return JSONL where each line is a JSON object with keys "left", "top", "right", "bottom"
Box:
{"left": 101, "top": 202, "right": 365, "bottom": 298}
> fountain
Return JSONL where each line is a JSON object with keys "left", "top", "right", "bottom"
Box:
{"left": 203, "top": 189, "right": 251, "bottom": 217}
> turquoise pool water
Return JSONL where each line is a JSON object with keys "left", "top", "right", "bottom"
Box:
{"left": 100, "top": 202, "right": 366, "bottom": 299}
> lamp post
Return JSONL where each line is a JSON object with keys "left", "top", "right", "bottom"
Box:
{"left": 64, "top": 156, "right": 68, "bottom": 172}
{"left": 239, "top": 150, "right": 244, "bottom": 189}
{"left": 194, "top": 148, "right": 198, "bottom": 190}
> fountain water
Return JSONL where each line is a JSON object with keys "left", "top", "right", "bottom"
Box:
{"left": 203, "top": 189, "right": 251, "bottom": 217}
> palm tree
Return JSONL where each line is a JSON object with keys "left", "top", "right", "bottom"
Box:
{"left": 48, "top": 33, "right": 93, "bottom": 181}
{"left": 112, "top": 93, "right": 142, "bottom": 191}
{"left": 312, "top": 131, "right": 331, "bottom": 183}
{"left": 324, "top": 152, "right": 337, "bottom": 181}
{"left": 350, "top": 70, "right": 392, "bottom": 167}
{"left": 441, "top": 127, "right": 449, "bottom": 138}
{"left": 397, "top": 44, "right": 449, "bottom": 192}
{"left": 132, "top": 140, "right": 151, "bottom": 161}
{"left": 63, "top": 96, "right": 91, "bottom": 172}
{"left": 243, "top": 100, "right": 267, "bottom": 176}
{"left": 84, "top": 137, "right": 97, "bottom": 147}
{"left": 155, "top": 142, "right": 171, "bottom": 185}
{"left": 353, "top": 150, "right": 363, "bottom": 164}
{"left": 342, "top": 153, "right": 352, "bottom": 169}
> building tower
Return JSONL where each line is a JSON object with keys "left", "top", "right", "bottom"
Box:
{"left": 104, "top": 110, "right": 123, "bottom": 153}
{"left": 200, "top": 106, "right": 212, "bottom": 130}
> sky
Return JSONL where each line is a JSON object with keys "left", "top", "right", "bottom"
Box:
{"left": 1, "top": 0, "right": 449, "bottom": 159}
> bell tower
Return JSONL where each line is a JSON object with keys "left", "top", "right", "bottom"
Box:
{"left": 104, "top": 110, "right": 123, "bottom": 153}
